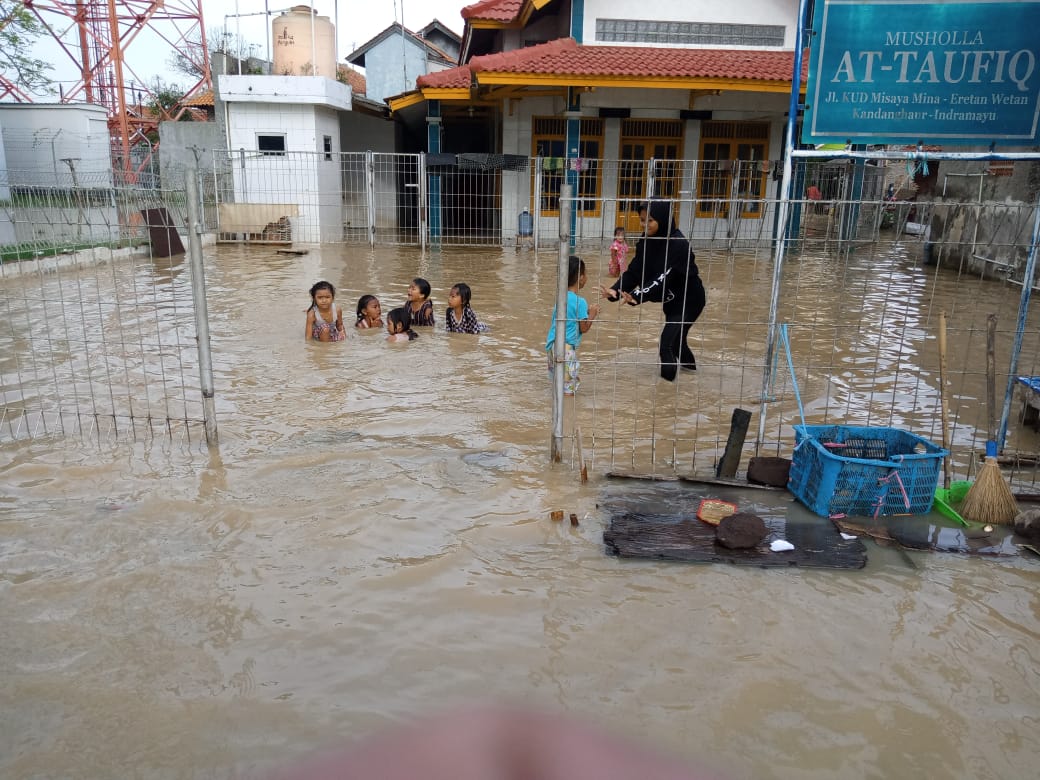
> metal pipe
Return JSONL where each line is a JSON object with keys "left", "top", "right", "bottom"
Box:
{"left": 792, "top": 149, "right": 1040, "bottom": 162}
{"left": 185, "top": 170, "right": 219, "bottom": 446}
{"left": 417, "top": 153, "right": 427, "bottom": 254}
{"left": 310, "top": 0, "right": 316, "bottom": 75}
{"left": 551, "top": 184, "right": 574, "bottom": 462}
{"left": 997, "top": 193, "right": 1040, "bottom": 451}
{"left": 534, "top": 157, "right": 543, "bottom": 253}
{"left": 365, "top": 150, "right": 376, "bottom": 247}
{"left": 757, "top": 0, "right": 810, "bottom": 453}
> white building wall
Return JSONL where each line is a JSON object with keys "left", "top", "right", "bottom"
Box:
{"left": 220, "top": 76, "right": 355, "bottom": 243}
{"left": 227, "top": 103, "right": 322, "bottom": 242}
{"left": 0, "top": 104, "right": 112, "bottom": 187}
{"left": 314, "top": 107, "right": 342, "bottom": 242}
{"left": 583, "top": 0, "right": 800, "bottom": 47}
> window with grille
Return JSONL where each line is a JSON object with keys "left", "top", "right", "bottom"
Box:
{"left": 596, "top": 19, "right": 785, "bottom": 47}
{"left": 258, "top": 134, "right": 287, "bottom": 156}
{"left": 531, "top": 117, "right": 604, "bottom": 215}
{"left": 616, "top": 119, "right": 684, "bottom": 231}
{"left": 696, "top": 121, "right": 770, "bottom": 219}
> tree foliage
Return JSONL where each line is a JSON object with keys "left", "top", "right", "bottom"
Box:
{"left": 0, "top": 1, "right": 55, "bottom": 95}
{"left": 146, "top": 78, "right": 192, "bottom": 121}
{"left": 168, "top": 25, "right": 262, "bottom": 80}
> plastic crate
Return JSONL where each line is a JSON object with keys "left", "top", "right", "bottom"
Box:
{"left": 788, "top": 425, "right": 947, "bottom": 517}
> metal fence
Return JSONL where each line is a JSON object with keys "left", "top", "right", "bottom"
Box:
{"left": 188, "top": 151, "right": 992, "bottom": 253}
{"left": 3, "top": 152, "right": 1039, "bottom": 495}
{"left": 0, "top": 177, "right": 213, "bottom": 445}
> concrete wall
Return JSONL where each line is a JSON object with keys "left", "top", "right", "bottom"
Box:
{"left": 158, "top": 121, "right": 222, "bottom": 187}
{"left": 339, "top": 112, "right": 395, "bottom": 154}
{"left": 0, "top": 104, "right": 112, "bottom": 187}
{"left": 364, "top": 36, "right": 434, "bottom": 103}
{"left": 219, "top": 75, "right": 352, "bottom": 111}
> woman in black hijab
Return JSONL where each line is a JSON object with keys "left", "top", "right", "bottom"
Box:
{"left": 599, "top": 200, "right": 706, "bottom": 381}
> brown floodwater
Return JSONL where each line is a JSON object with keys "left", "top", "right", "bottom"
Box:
{"left": 1, "top": 240, "right": 1039, "bottom": 779}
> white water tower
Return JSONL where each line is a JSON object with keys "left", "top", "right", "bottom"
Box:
{"left": 272, "top": 5, "right": 336, "bottom": 77}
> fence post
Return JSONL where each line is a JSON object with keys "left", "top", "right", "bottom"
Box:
{"left": 998, "top": 196, "right": 1040, "bottom": 451}
{"left": 533, "top": 157, "right": 542, "bottom": 253}
{"left": 185, "top": 169, "right": 219, "bottom": 446}
{"left": 418, "top": 153, "right": 428, "bottom": 253}
{"left": 756, "top": 0, "right": 811, "bottom": 453}
{"left": 365, "top": 150, "right": 376, "bottom": 247}
{"left": 551, "top": 184, "right": 574, "bottom": 462}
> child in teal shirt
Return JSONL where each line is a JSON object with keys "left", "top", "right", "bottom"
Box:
{"left": 546, "top": 256, "right": 600, "bottom": 395}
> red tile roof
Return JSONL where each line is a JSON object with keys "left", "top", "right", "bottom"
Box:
{"left": 181, "top": 89, "right": 214, "bottom": 107}
{"left": 417, "top": 64, "right": 473, "bottom": 89}
{"left": 468, "top": 38, "right": 805, "bottom": 82}
{"left": 337, "top": 65, "right": 367, "bottom": 95}
{"left": 461, "top": 0, "right": 522, "bottom": 23}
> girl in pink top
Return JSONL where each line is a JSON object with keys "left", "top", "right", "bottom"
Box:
{"left": 608, "top": 226, "right": 628, "bottom": 276}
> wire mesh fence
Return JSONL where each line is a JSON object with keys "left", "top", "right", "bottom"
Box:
{"left": 2, "top": 151, "right": 1039, "bottom": 492}
{"left": 0, "top": 182, "right": 209, "bottom": 445}
{"left": 187, "top": 151, "right": 1032, "bottom": 255}
{"left": 553, "top": 167, "right": 1040, "bottom": 489}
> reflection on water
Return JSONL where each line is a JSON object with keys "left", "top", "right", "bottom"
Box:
{"left": 1, "top": 242, "right": 1039, "bottom": 779}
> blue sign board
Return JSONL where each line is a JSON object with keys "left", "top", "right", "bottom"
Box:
{"left": 803, "top": 0, "right": 1040, "bottom": 145}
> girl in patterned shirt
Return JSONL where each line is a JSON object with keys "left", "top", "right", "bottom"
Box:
{"left": 304, "top": 280, "right": 345, "bottom": 342}
{"left": 404, "top": 277, "right": 435, "bottom": 326}
{"left": 445, "top": 282, "right": 490, "bottom": 334}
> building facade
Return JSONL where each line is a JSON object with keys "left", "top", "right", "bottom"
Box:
{"left": 389, "top": 0, "right": 805, "bottom": 243}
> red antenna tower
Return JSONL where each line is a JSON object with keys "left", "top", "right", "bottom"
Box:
{"left": 1, "top": 1, "right": 213, "bottom": 183}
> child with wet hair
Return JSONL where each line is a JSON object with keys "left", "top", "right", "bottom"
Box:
{"left": 404, "top": 277, "right": 435, "bottom": 326}
{"left": 445, "top": 282, "right": 490, "bottom": 334}
{"left": 546, "top": 256, "right": 599, "bottom": 395}
{"left": 304, "top": 280, "right": 345, "bottom": 342}
{"left": 386, "top": 307, "right": 418, "bottom": 342}
{"left": 355, "top": 294, "right": 383, "bottom": 329}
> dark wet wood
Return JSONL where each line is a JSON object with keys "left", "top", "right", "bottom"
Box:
{"left": 715, "top": 408, "right": 752, "bottom": 478}
{"left": 603, "top": 511, "right": 867, "bottom": 569}
{"left": 604, "top": 471, "right": 783, "bottom": 491}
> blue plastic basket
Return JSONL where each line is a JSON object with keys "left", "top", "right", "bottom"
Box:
{"left": 788, "top": 425, "right": 947, "bottom": 518}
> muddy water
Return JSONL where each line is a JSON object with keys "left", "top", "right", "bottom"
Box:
{"left": 1, "top": 241, "right": 1039, "bottom": 779}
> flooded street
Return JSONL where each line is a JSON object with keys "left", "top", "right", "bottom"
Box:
{"left": 2, "top": 241, "right": 1039, "bottom": 778}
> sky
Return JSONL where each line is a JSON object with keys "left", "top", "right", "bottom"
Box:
{"left": 207, "top": 0, "right": 468, "bottom": 68}
{"left": 28, "top": 0, "right": 470, "bottom": 96}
